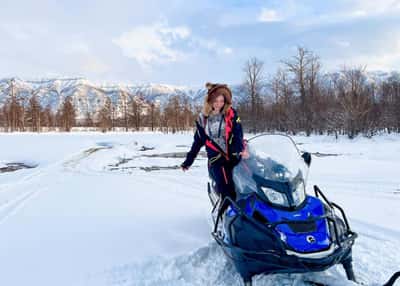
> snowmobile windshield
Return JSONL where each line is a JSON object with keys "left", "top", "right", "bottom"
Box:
{"left": 233, "top": 134, "right": 309, "bottom": 208}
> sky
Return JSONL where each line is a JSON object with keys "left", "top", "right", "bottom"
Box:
{"left": 1, "top": 0, "right": 400, "bottom": 86}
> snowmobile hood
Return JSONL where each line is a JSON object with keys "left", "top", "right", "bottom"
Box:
{"left": 251, "top": 195, "right": 331, "bottom": 253}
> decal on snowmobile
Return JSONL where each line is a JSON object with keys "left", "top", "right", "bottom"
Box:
{"left": 306, "top": 235, "right": 316, "bottom": 244}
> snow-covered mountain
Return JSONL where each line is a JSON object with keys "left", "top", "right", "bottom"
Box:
{"left": 0, "top": 78, "right": 212, "bottom": 121}
{"left": 1, "top": 71, "right": 397, "bottom": 122}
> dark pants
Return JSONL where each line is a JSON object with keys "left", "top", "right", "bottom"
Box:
{"left": 208, "top": 162, "right": 236, "bottom": 212}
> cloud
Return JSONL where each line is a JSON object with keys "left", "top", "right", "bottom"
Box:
{"left": 191, "top": 38, "right": 233, "bottom": 56}
{"left": 0, "top": 23, "right": 48, "bottom": 41}
{"left": 351, "top": 0, "right": 400, "bottom": 16}
{"left": 295, "top": 0, "right": 400, "bottom": 27}
{"left": 63, "top": 42, "right": 90, "bottom": 54}
{"left": 325, "top": 36, "right": 400, "bottom": 71}
{"left": 112, "top": 21, "right": 191, "bottom": 68}
{"left": 81, "top": 56, "right": 109, "bottom": 74}
{"left": 1, "top": 24, "right": 30, "bottom": 40}
{"left": 258, "top": 8, "right": 283, "bottom": 22}
{"left": 223, "top": 47, "right": 233, "bottom": 55}
{"left": 217, "top": 7, "right": 260, "bottom": 27}
{"left": 335, "top": 40, "right": 351, "bottom": 48}
{"left": 253, "top": 0, "right": 400, "bottom": 29}
{"left": 328, "top": 52, "right": 400, "bottom": 71}
{"left": 113, "top": 20, "right": 233, "bottom": 69}
{"left": 58, "top": 39, "right": 108, "bottom": 74}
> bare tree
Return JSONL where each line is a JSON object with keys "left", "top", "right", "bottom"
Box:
{"left": 98, "top": 98, "right": 112, "bottom": 132}
{"left": 332, "top": 66, "right": 373, "bottom": 138}
{"left": 84, "top": 111, "right": 94, "bottom": 128}
{"left": 120, "top": 90, "right": 129, "bottom": 131}
{"left": 379, "top": 72, "right": 400, "bottom": 133}
{"left": 269, "top": 69, "right": 296, "bottom": 133}
{"left": 0, "top": 105, "right": 8, "bottom": 131}
{"left": 59, "top": 96, "right": 76, "bottom": 132}
{"left": 243, "top": 57, "right": 265, "bottom": 133}
{"left": 147, "top": 100, "right": 161, "bottom": 131}
{"left": 130, "top": 94, "right": 142, "bottom": 131}
{"left": 283, "top": 47, "right": 321, "bottom": 135}
{"left": 4, "top": 79, "right": 25, "bottom": 132}
{"left": 41, "top": 104, "right": 55, "bottom": 131}
{"left": 181, "top": 96, "right": 194, "bottom": 130}
{"left": 26, "top": 95, "right": 42, "bottom": 132}
{"left": 162, "top": 95, "right": 182, "bottom": 133}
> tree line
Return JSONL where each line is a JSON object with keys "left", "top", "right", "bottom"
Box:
{"left": 0, "top": 80, "right": 77, "bottom": 132}
{"left": 91, "top": 92, "right": 198, "bottom": 133}
{"left": 1, "top": 47, "right": 400, "bottom": 138}
{"left": 0, "top": 80, "right": 199, "bottom": 133}
{"left": 239, "top": 47, "right": 400, "bottom": 138}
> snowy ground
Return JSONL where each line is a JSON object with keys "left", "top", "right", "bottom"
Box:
{"left": 0, "top": 132, "right": 399, "bottom": 286}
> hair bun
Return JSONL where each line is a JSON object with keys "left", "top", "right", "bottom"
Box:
{"left": 205, "top": 82, "right": 215, "bottom": 90}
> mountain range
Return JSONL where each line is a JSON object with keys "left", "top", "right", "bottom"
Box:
{"left": 0, "top": 71, "right": 398, "bottom": 121}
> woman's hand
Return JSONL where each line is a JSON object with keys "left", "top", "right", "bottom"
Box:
{"left": 240, "top": 141, "right": 250, "bottom": 159}
{"left": 181, "top": 163, "right": 189, "bottom": 172}
{"left": 239, "top": 150, "right": 250, "bottom": 159}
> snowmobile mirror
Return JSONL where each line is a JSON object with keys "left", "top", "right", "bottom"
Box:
{"left": 302, "top": 152, "right": 312, "bottom": 166}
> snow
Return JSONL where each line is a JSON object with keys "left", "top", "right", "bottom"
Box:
{"left": 0, "top": 132, "right": 399, "bottom": 286}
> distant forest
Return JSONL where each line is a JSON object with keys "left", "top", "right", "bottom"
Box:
{"left": 1, "top": 47, "right": 400, "bottom": 138}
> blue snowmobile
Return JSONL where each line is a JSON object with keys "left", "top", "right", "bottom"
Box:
{"left": 208, "top": 134, "right": 358, "bottom": 286}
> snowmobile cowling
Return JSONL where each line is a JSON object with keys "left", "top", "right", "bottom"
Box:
{"left": 208, "top": 134, "right": 359, "bottom": 286}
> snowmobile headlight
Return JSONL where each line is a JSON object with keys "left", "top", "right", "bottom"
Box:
{"left": 292, "top": 181, "right": 306, "bottom": 206}
{"left": 261, "top": 186, "right": 289, "bottom": 207}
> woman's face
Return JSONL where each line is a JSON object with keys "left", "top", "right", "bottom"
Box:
{"left": 212, "top": 95, "right": 225, "bottom": 112}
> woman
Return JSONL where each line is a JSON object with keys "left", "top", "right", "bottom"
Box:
{"left": 181, "top": 82, "right": 248, "bottom": 205}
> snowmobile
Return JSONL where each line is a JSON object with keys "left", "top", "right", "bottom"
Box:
{"left": 207, "top": 134, "right": 358, "bottom": 286}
